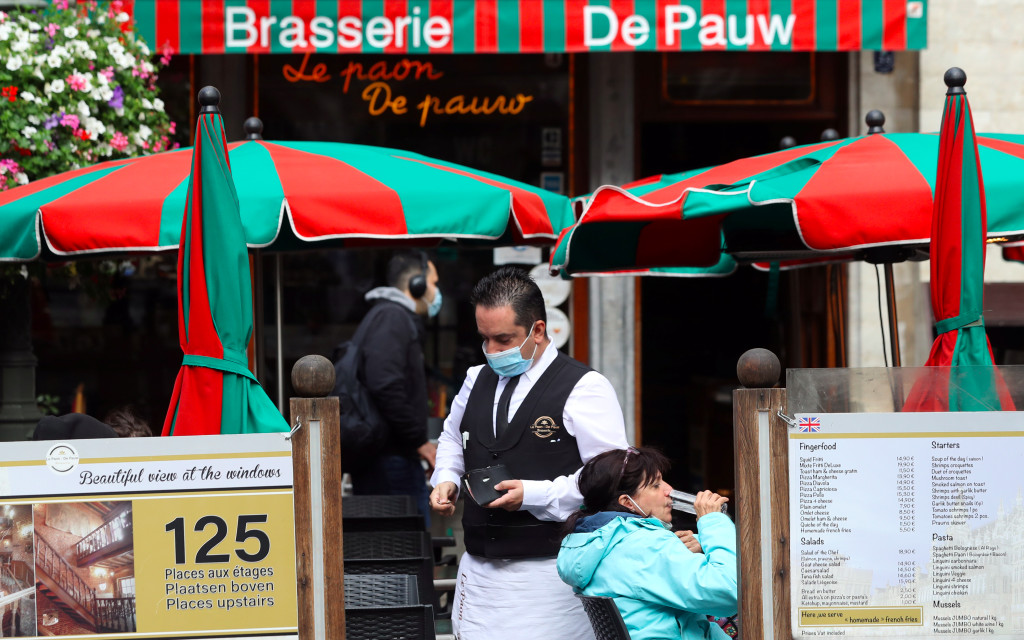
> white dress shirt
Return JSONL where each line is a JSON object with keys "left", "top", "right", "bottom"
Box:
{"left": 431, "top": 342, "right": 626, "bottom": 639}
{"left": 430, "top": 341, "right": 628, "bottom": 520}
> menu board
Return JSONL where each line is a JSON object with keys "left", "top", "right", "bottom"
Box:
{"left": 0, "top": 434, "right": 297, "bottom": 640}
{"left": 789, "top": 412, "right": 1024, "bottom": 638}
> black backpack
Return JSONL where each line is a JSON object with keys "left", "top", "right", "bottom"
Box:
{"left": 331, "top": 308, "right": 388, "bottom": 468}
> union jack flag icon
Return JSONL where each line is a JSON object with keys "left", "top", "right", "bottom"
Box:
{"left": 798, "top": 417, "right": 821, "bottom": 432}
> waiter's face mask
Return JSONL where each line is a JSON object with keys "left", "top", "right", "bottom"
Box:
{"left": 483, "top": 321, "right": 539, "bottom": 377}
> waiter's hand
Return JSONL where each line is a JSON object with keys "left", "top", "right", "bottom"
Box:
{"left": 430, "top": 481, "right": 458, "bottom": 517}
{"left": 487, "top": 479, "right": 524, "bottom": 511}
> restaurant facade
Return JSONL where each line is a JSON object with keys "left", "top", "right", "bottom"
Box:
{"left": 21, "top": 1, "right": 933, "bottom": 494}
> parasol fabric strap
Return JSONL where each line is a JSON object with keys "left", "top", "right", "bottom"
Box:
{"left": 182, "top": 349, "right": 258, "bottom": 383}
{"left": 935, "top": 313, "right": 984, "bottom": 335}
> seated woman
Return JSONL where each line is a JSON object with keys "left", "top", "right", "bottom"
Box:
{"left": 557, "top": 447, "right": 738, "bottom": 640}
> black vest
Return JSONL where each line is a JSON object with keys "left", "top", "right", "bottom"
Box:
{"left": 461, "top": 351, "right": 591, "bottom": 559}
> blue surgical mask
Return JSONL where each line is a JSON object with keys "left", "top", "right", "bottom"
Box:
{"left": 427, "top": 288, "right": 442, "bottom": 318}
{"left": 483, "top": 322, "right": 539, "bottom": 377}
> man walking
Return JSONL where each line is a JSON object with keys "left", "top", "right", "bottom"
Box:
{"left": 430, "top": 266, "right": 628, "bottom": 639}
{"left": 349, "top": 250, "right": 442, "bottom": 521}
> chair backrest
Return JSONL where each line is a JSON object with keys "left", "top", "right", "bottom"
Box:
{"left": 576, "top": 594, "right": 631, "bottom": 640}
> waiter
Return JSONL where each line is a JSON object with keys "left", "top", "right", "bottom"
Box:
{"left": 430, "top": 266, "right": 628, "bottom": 639}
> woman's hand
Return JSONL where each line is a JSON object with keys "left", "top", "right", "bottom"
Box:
{"left": 676, "top": 530, "right": 703, "bottom": 553}
{"left": 694, "top": 490, "right": 728, "bottom": 519}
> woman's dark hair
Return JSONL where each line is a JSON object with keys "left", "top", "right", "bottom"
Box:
{"left": 562, "top": 446, "right": 671, "bottom": 538}
{"left": 103, "top": 406, "right": 152, "bottom": 437}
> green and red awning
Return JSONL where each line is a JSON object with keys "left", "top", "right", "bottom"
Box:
{"left": 0, "top": 140, "right": 573, "bottom": 261}
{"left": 551, "top": 131, "right": 1024, "bottom": 276}
{"left": 128, "top": 0, "right": 927, "bottom": 55}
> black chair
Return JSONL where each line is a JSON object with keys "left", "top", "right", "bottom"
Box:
{"left": 342, "top": 495, "right": 426, "bottom": 532}
{"left": 343, "top": 531, "right": 435, "bottom": 611}
{"left": 577, "top": 594, "right": 631, "bottom": 640}
{"left": 344, "top": 574, "right": 436, "bottom": 640}
{"left": 344, "top": 574, "right": 419, "bottom": 606}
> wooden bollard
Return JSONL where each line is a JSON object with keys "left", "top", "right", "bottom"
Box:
{"left": 290, "top": 355, "right": 345, "bottom": 640}
{"left": 733, "top": 348, "right": 789, "bottom": 640}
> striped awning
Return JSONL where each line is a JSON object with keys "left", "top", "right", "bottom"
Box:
{"left": 131, "top": 1, "right": 927, "bottom": 55}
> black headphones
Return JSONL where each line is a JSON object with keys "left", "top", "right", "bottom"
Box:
{"left": 409, "top": 252, "right": 429, "bottom": 299}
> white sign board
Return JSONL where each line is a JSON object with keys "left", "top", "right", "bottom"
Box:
{"left": 788, "top": 412, "right": 1024, "bottom": 638}
{"left": 530, "top": 263, "right": 572, "bottom": 307}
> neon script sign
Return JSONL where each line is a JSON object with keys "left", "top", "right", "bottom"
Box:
{"left": 282, "top": 55, "right": 534, "bottom": 128}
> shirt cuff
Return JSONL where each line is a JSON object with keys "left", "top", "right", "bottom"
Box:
{"left": 431, "top": 469, "right": 463, "bottom": 495}
{"left": 519, "top": 479, "right": 548, "bottom": 510}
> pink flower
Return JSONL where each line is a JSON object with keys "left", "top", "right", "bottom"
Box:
{"left": 67, "top": 74, "right": 87, "bottom": 91}
{"left": 53, "top": 0, "right": 69, "bottom": 9}
{"left": 100, "top": 66, "right": 115, "bottom": 81}
{"left": 45, "top": 22, "right": 59, "bottom": 36}
{"left": 168, "top": 121, "right": 177, "bottom": 134}
{"left": 110, "top": 131, "right": 128, "bottom": 151}
{"left": 60, "top": 113, "right": 80, "bottom": 129}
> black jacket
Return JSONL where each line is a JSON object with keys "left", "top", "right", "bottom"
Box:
{"left": 358, "top": 297, "right": 428, "bottom": 457}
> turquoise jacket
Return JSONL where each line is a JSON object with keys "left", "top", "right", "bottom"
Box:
{"left": 557, "top": 512, "right": 738, "bottom": 640}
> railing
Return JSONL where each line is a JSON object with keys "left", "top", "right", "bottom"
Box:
{"left": 75, "top": 511, "right": 132, "bottom": 563}
{"left": 95, "top": 597, "right": 136, "bottom": 632}
{"left": 35, "top": 533, "right": 96, "bottom": 618}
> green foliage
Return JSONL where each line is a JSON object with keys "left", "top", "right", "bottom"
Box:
{"left": 36, "top": 393, "right": 60, "bottom": 415}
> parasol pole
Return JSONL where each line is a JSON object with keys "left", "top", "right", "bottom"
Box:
{"left": 276, "top": 253, "right": 285, "bottom": 412}
{"left": 865, "top": 109, "right": 902, "bottom": 369}
{"left": 241, "top": 117, "right": 284, "bottom": 411}
{"left": 883, "top": 263, "right": 902, "bottom": 367}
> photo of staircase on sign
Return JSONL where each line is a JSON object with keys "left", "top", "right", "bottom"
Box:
{"left": 0, "top": 504, "right": 36, "bottom": 637}
{"left": 32, "top": 502, "right": 136, "bottom": 636}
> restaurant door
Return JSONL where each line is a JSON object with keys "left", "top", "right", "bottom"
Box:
{"left": 634, "top": 51, "right": 849, "bottom": 502}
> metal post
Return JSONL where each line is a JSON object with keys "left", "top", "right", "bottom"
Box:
{"left": 883, "top": 263, "right": 902, "bottom": 367}
{"left": 276, "top": 254, "right": 285, "bottom": 412}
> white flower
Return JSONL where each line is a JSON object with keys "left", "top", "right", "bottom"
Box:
{"left": 141, "top": 97, "right": 152, "bottom": 110}
{"left": 153, "top": 98, "right": 164, "bottom": 111}
{"left": 27, "top": 115, "right": 40, "bottom": 125}
{"left": 26, "top": 21, "right": 39, "bottom": 32}
{"left": 5, "top": 55, "right": 22, "bottom": 71}
{"left": 46, "top": 54, "right": 62, "bottom": 68}
{"left": 77, "top": 100, "right": 90, "bottom": 118}
{"left": 45, "top": 78, "right": 65, "bottom": 94}
{"left": 19, "top": 266, "right": 29, "bottom": 279}
{"left": 63, "top": 26, "right": 78, "bottom": 38}
{"left": 83, "top": 116, "right": 106, "bottom": 137}
{"left": 10, "top": 37, "right": 28, "bottom": 53}
{"left": 116, "top": 12, "right": 130, "bottom": 23}
{"left": 15, "top": 172, "right": 28, "bottom": 185}
{"left": 21, "top": 126, "right": 37, "bottom": 138}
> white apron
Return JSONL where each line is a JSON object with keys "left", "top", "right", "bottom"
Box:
{"left": 451, "top": 553, "right": 595, "bottom": 640}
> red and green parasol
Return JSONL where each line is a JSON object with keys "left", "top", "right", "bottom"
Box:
{"left": 162, "top": 88, "right": 288, "bottom": 436}
{"left": 0, "top": 137, "right": 573, "bottom": 262}
{"left": 903, "top": 69, "right": 1014, "bottom": 411}
{"left": 551, "top": 129, "right": 1024, "bottom": 276}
